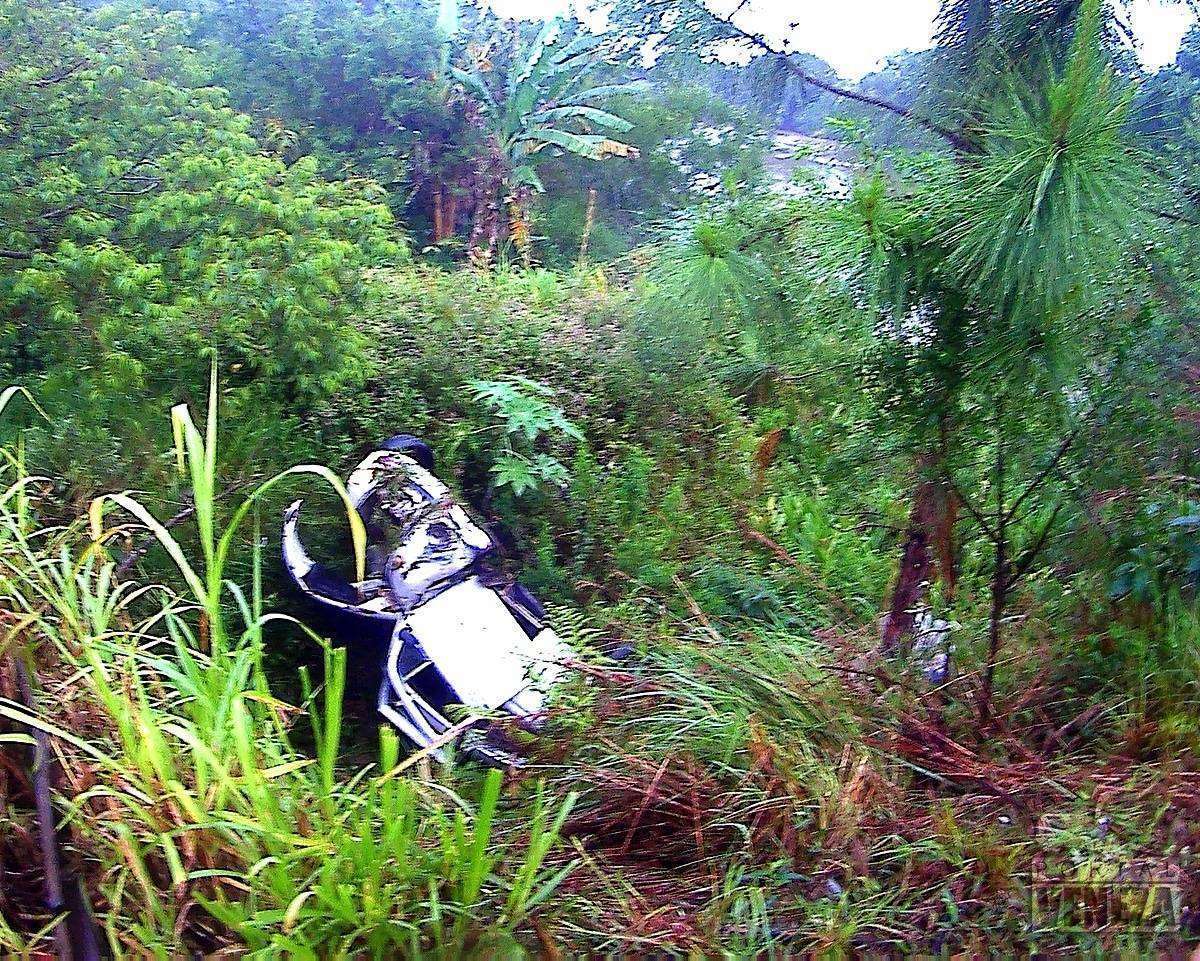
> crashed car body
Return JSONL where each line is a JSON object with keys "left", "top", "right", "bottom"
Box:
{"left": 282, "top": 437, "right": 570, "bottom": 761}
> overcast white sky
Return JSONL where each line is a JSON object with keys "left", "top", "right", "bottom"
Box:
{"left": 486, "top": 0, "right": 1196, "bottom": 79}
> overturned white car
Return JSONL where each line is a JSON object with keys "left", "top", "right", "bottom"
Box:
{"left": 282, "top": 436, "right": 570, "bottom": 763}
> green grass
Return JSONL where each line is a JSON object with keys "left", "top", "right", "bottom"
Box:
{"left": 0, "top": 375, "right": 577, "bottom": 958}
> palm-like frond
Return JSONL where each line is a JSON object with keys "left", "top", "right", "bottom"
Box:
{"left": 509, "top": 19, "right": 562, "bottom": 92}
{"left": 516, "top": 127, "right": 639, "bottom": 161}
{"left": 450, "top": 64, "right": 497, "bottom": 113}
{"left": 564, "top": 80, "right": 650, "bottom": 102}
{"left": 455, "top": 18, "right": 640, "bottom": 189}
{"left": 530, "top": 105, "right": 634, "bottom": 133}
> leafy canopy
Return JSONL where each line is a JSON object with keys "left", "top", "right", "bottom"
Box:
{"left": 0, "top": 0, "right": 399, "bottom": 484}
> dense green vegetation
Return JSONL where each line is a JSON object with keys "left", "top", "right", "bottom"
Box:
{"left": 2, "top": 0, "right": 1200, "bottom": 956}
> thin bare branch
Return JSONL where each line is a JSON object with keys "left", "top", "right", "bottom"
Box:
{"left": 31, "top": 60, "right": 89, "bottom": 87}
{"left": 684, "top": 0, "right": 979, "bottom": 154}
{"left": 941, "top": 468, "right": 997, "bottom": 542}
{"left": 1006, "top": 500, "right": 1066, "bottom": 589}
{"left": 1004, "top": 427, "right": 1080, "bottom": 523}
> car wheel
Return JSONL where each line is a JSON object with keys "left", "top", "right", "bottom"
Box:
{"left": 381, "top": 434, "right": 434, "bottom": 471}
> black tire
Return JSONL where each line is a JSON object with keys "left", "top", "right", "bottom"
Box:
{"left": 381, "top": 434, "right": 434, "bottom": 471}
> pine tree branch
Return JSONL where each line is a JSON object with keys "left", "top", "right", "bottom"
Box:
{"left": 777, "top": 60, "right": 978, "bottom": 154}
{"left": 31, "top": 59, "right": 89, "bottom": 87}
{"left": 1152, "top": 206, "right": 1200, "bottom": 227}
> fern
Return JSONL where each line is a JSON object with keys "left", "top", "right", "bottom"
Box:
{"left": 468, "top": 375, "right": 582, "bottom": 497}
{"left": 545, "top": 602, "right": 602, "bottom": 652}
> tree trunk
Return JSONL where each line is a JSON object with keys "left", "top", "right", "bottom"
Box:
{"left": 444, "top": 191, "right": 459, "bottom": 240}
{"left": 978, "top": 418, "right": 1007, "bottom": 726}
{"left": 508, "top": 186, "right": 532, "bottom": 269}
{"left": 469, "top": 184, "right": 496, "bottom": 266}
{"left": 978, "top": 532, "right": 1007, "bottom": 726}
{"left": 432, "top": 185, "right": 445, "bottom": 243}
{"left": 883, "top": 422, "right": 960, "bottom": 651}
{"left": 485, "top": 198, "right": 501, "bottom": 263}
{"left": 468, "top": 200, "right": 487, "bottom": 260}
{"left": 578, "top": 187, "right": 598, "bottom": 265}
{"left": 882, "top": 474, "right": 941, "bottom": 652}
{"left": 469, "top": 145, "right": 504, "bottom": 266}
{"left": 469, "top": 190, "right": 502, "bottom": 267}
{"left": 933, "top": 483, "right": 959, "bottom": 601}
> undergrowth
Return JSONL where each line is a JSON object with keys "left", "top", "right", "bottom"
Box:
{"left": 1, "top": 267, "right": 1197, "bottom": 957}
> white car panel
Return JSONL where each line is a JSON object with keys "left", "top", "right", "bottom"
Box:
{"left": 406, "top": 577, "right": 568, "bottom": 711}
